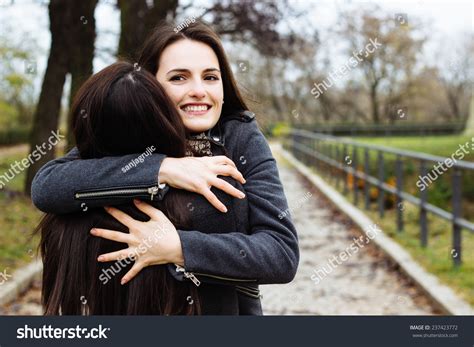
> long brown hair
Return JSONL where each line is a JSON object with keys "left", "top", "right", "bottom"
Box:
{"left": 36, "top": 61, "right": 201, "bottom": 315}
{"left": 138, "top": 21, "right": 249, "bottom": 119}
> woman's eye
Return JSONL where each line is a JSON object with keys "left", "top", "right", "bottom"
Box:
{"left": 204, "top": 75, "right": 220, "bottom": 81}
{"left": 169, "top": 75, "right": 186, "bottom": 81}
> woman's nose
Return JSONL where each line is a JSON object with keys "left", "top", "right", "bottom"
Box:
{"left": 188, "top": 80, "right": 206, "bottom": 98}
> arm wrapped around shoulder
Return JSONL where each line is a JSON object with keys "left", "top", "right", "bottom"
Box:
{"left": 178, "top": 118, "right": 300, "bottom": 284}
{"left": 31, "top": 147, "right": 166, "bottom": 214}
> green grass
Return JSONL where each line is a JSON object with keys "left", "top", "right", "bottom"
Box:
{"left": 0, "top": 151, "right": 29, "bottom": 191}
{"left": 354, "top": 135, "right": 474, "bottom": 162}
{"left": 352, "top": 134, "right": 474, "bottom": 222}
{"left": 0, "top": 150, "right": 42, "bottom": 272}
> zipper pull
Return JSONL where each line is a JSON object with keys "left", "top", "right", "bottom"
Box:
{"left": 175, "top": 264, "right": 201, "bottom": 287}
{"left": 148, "top": 186, "right": 159, "bottom": 201}
{"left": 183, "top": 272, "right": 201, "bottom": 287}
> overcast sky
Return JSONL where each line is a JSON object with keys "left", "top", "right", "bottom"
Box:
{"left": 0, "top": 0, "right": 471, "bottom": 93}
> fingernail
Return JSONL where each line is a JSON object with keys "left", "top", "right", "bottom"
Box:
{"left": 90, "top": 228, "right": 96, "bottom": 234}
{"left": 121, "top": 278, "right": 126, "bottom": 285}
{"left": 223, "top": 207, "right": 228, "bottom": 213}
{"left": 239, "top": 193, "right": 245, "bottom": 199}
{"left": 97, "top": 256, "right": 104, "bottom": 261}
{"left": 134, "top": 199, "right": 141, "bottom": 204}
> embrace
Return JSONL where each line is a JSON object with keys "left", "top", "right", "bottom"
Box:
{"left": 32, "top": 21, "right": 299, "bottom": 315}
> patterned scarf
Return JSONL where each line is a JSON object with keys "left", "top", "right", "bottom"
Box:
{"left": 185, "top": 132, "right": 213, "bottom": 157}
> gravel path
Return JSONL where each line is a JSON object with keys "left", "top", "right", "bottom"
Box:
{"left": 0, "top": 148, "right": 437, "bottom": 315}
{"left": 259, "top": 149, "right": 437, "bottom": 315}
{"left": 0, "top": 278, "right": 42, "bottom": 315}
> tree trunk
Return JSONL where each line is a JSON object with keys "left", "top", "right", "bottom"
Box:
{"left": 464, "top": 95, "right": 474, "bottom": 135}
{"left": 25, "top": 0, "right": 71, "bottom": 195}
{"left": 25, "top": 0, "right": 97, "bottom": 195}
{"left": 117, "top": 0, "right": 177, "bottom": 60}
{"left": 370, "top": 83, "right": 380, "bottom": 124}
{"left": 66, "top": 0, "right": 98, "bottom": 149}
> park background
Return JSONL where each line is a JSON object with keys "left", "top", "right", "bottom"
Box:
{"left": 0, "top": 0, "right": 472, "bottom": 314}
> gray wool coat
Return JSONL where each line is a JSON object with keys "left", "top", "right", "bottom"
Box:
{"left": 31, "top": 111, "right": 300, "bottom": 315}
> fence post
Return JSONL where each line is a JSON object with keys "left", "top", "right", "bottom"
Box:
{"left": 327, "top": 142, "right": 332, "bottom": 183}
{"left": 291, "top": 130, "right": 298, "bottom": 158}
{"left": 320, "top": 141, "right": 325, "bottom": 176}
{"left": 329, "top": 142, "right": 337, "bottom": 184}
{"left": 377, "top": 151, "right": 385, "bottom": 218}
{"left": 330, "top": 143, "right": 335, "bottom": 184}
{"left": 343, "top": 144, "right": 348, "bottom": 195}
{"left": 314, "top": 138, "right": 319, "bottom": 170}
{"left": 395, "top": 155, "right": 404, "bottom": 232}
{"left": 311, "top": 136, "right": 317, "bottom": 168}
{"left": 364, "top": 148, "right": 370, "bottom": 210}
{"left": 419, "top": 161, "right": 428, "bottom": 247}
{"left": 336, "top": 145, "right": 341, "bottom": 190}
{"left": 303, "top": 136, "right": 308, "bottom": 165}
{"left": 353, "top": 146, "right": 358, "bottom": 205}
{"left": 325, "top": 142, "right": 330, "bottom": 179}
{"left": 452, "top": 168, "right": 462, "bottom": 266}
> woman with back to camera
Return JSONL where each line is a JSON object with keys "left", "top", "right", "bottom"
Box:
{"left": 38, "top": 61, "right": 203, "bottom": 314}
{"left": 32, "top": 21, "right": 299, "bottom": 315}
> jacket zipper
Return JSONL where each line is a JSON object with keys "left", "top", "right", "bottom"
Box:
{"left": 75, "top": 186, "right": 160, "bottom": 201}
{"left": 175, "top": 265, "right": 201, "bottom": 287}
{"left": 175, "top": 265, "right": 257, "bottom": 285}
{"left": 193, "top": 272, "right": 257, "bottom": 283}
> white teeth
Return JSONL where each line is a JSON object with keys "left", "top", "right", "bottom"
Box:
{"left": 183, "top": 105, "right": 208, "bottom": 112}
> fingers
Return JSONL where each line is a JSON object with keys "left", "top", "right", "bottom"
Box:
{"left": 91, "top": 228, "right": 134, "bottom": 244}
{"left": 121, "top": 262, "right": 145, "bottom": 285}
{"left": 200, "top": 188, "right": 227, "bottom": 213}
{"left": 211, "top": 178, "right": 245, "bottom": 200}
{"left": 215, "top": 165, "right": 246, "bottom": 184}
{"left": 104, "top": 206, "right": 139, "bottom": 228}
{"left": 213, "top": 155, "right": 237, "bottom": 168}
{"left": 133, "top": 199, "right": 164, "bottom": 220}
{"left": 97, "top": 248, "right": 136, "bottom": 262}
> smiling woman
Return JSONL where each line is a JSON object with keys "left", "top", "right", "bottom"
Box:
{"left": 156, "top": 39, "right": 224, "bottom": 133}
{"left": 31, "top": 21, "right": 299, "bottom": 315}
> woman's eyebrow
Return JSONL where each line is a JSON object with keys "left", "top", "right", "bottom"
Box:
{"left": 166, "top": 68, "right": 221, "bottom": 75}
{"left": 166, "top": 68, "right": 189, "bottom": 75}
{"left": 203, "top": 68, "right": 221, "bottom": 73}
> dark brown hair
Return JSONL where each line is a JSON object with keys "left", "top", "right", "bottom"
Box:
{"left": 36, "top": 61, "right": 201, "bottom": 315}
{"left": 138, "top": 21, "right": 249, "bottom": 119}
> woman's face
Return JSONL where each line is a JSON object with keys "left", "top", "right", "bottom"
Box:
{"left": 156, "top": 39, "right": 224, "bottom": 133}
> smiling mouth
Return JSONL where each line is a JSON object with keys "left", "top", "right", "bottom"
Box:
{"left": 180, "top": 104, "right": 212, "bottom": 116}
